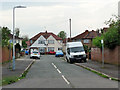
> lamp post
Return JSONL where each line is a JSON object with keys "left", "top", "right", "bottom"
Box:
{"left": 12, "top": 6, "right": 26, "bottom": 70}
{"left": 101, "top": 39, "right": 104, "bottom": 68}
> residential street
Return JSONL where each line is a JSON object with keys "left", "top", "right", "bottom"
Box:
{"left": 3, "top": 55, "right": 118, "bottom": 88}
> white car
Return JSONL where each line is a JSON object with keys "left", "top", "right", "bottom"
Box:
{"left": 30, "top": 51, "right": 40, "bottom": 59}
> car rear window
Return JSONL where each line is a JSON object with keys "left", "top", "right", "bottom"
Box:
{"left": 33, "top": 51, "right": 38, "bottom": 54}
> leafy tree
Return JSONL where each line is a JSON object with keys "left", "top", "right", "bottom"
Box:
{"left": 92, "top": 35, "right": 103, "bottom": 49}
{"left": 22, "top": 35, "right": 29, "bottom": 49}
{"left": 104, "top": 18, "right": 120, "bottom": 49}
{"left": 57, "top": 31, "right": 66, "bottom": 40}
{"left": 92, "top": 15, "right": 120, "bottom": 49}
{"left": 15, "top": 43, "right": 21, "bottom": 53}
{"left": 1, "top": 27, "right": 11, "bottom": 47}
{"left": 15, "top": 28, "right": 20, "bottom": 37}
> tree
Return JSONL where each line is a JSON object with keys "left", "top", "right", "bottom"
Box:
{"left": 104, "top": 17, "right": 120, "bottom": 49}
{"left": 1, "top": 27, "right": 11, "bottom": 47}
{"left": 57, "top": 31, "right": 66, "bottom": 40}
{"left": 15, "top": 28, "right": 20, "bottom": 37}
{"left": 92, "top": 15, "right": 120, "bottom": 49}
{"left": 22, "top": 35, "right": 29, "bottom": 49}
{"left": 92, "top": 35, "right": 103, "bottom": 49}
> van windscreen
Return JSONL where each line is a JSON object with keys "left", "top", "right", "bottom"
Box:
{"left": 70, "top": 47, "right": 84, "bottom": 52}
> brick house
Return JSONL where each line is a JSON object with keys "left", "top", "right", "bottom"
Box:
{"left": 29, "top": 31, "right": 63, "bottom": 53}
{"left": 71, "top": 30, "right": 101, "bottom": 49}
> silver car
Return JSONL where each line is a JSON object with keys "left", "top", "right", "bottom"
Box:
{"left": 30, "top": 51, "right": 40, "bottom": 59}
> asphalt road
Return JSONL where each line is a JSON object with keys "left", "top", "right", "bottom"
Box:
{"left": 3, "top": 55, "right": 118, "bottom": 88}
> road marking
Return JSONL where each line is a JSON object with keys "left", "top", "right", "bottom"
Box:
{"left": 52, "top": 63, "right": 70, "bottom": 85}
{"left": 57, "top": 69, "right": 61, "bottom": 74}
{"left": 52, "top": 63, "right": 57, "bottom": 68}
{"left": 62, "top": 75, "right": 70, "bottom": 85}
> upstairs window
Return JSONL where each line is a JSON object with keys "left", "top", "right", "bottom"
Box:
{"left": 48, "top": 40, "right": 54, "bottom": 44}
{"left": 38, "top": 40, "right": 45, "bottom": 44}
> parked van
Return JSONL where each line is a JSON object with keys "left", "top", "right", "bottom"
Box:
{"left": 66, "top": 42, "right": 86, "bottom": 63}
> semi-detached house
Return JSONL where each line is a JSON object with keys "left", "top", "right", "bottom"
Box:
{"left": 29, "top": 31, "right": 63, "bottom": 53}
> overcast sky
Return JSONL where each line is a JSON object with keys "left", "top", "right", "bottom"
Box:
{"left": 0, "top": 0, "right": 119, "bottom": 38}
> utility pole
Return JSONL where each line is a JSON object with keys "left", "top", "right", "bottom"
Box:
{"left": 69, "top": 18, "right": 71, "bottom": 41}
{"left": 101, "top": 40, "right": 104, "bottom": 68}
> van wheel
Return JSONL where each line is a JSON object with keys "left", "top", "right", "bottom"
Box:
{"left": 83, "top": 59, "right": 87, "bottom": 62}
{"left": 69, "top": 59, "right": 73, "bottom": 64}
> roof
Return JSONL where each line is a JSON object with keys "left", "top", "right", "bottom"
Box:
{"left": 63, "top": 38, "right": 71, "bottom": 43}
{"left": 9, "top": 34, "right": 23, "bottom": 40}
{"left": 72, "top": 30, "right": 89, "bottom": 40}
{"left": 83, "top": 30, "right": 101, "bottom": 39}
{"left": 30, "top": 31, "right": 62, "bottom": 41}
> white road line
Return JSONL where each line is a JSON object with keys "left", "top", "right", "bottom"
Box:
{"left": 52, "top": 63, "right": 70, "bottom": 85}
{"left": 57, "top": 69, "right": 61, "bottom": 74}
{"left": 62, "top": 75, "right": 70, "bottom": 85}
{"left": 52, "top": 63, "right": 57, "bottom": 68}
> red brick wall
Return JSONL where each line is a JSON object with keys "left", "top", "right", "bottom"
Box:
{"left": 91, "top": 46, "right": 120, "bottom": 65}
{"left": 2, "top": 47, "right": 12, "bottom": 63}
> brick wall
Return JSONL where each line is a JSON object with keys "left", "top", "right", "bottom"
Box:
{"left": 2, "top": 47, "right": 12, "bottom": 63}
{"left": 91, "top": 46, "right": 120, "bottom": 65}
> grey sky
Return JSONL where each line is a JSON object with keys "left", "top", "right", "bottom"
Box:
{"left": 0, "top": 0, "right": 119, "bottom": 38}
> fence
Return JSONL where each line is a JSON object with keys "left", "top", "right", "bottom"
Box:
{"left": 1, "top": 47, "right": 12, "bottom": 63}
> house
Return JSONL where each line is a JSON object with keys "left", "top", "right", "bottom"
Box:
{"left": 71, "top": 30, "right": 101, "bottom": 49}
{"left": 82, "top": 30, "right": 101, "bottom": 48}
{"left": 9, "top": 34, "right": 23, "bottom": 47}
{"left": 29, "top": 31, "right": 63, "bottom": 53}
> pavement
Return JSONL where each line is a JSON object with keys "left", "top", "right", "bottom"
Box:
{"left": 74, "top": 59, "right": 119, "bottom": 80}
{"left": 3, "top": 55, "right": 118, "bottom": 88}
{"left": 2, "top": 55, "right": 34, "bottom": 78}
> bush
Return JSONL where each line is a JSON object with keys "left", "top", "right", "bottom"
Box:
{"left": 92, "top": 35, "right": 103, "bottom": 49}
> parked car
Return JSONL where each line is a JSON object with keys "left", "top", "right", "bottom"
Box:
{"left": 48, "top": 50, "right": 56, "bottom": 55}
{"left": 30, "top": 51, "right": 40, "bottom": 59}
{"left": 55, "top": 50, "right": 64, "bottom": 57}
{"left": 25, "top": 50, "right": 29, "bottom": 55}
{"left": 66, "top": 42, "right": 87, "bottom": 63}
{"left": 40, "top": 50, "right": 45, "bottom": 55}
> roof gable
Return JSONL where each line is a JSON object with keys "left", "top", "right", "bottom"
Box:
{"left": 72, "top": 30, "right": 89, "bottom": 40}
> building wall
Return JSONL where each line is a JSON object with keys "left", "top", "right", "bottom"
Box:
{"left": 91, "top": 46, "right": 120, "bottom": 65}
{"left": 30, "top": 35, "right": 63, "bottom": 52}
{"left": 47, "top": 35, "right": 62, "bottom": 52}
{"left": 30, "top": 35, "right": 46, "bottom": 48}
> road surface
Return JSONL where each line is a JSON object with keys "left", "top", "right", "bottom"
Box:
{"left": 3, "top": 55, "right": 118, "bottom": 88}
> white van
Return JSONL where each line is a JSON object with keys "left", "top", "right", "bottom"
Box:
{"left": 66, "top": 42, "right": 86, "bottom": 63}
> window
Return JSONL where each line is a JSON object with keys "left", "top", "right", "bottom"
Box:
{"left": 48, "top": 40, "right": 54, "bottom": 44}
{"left": 30, "top": 40, "right": 33, "bottom": 44}
{"left": 48, "top": 47, "right": 54, "bottom": 52}
{"left": 83, "top": 39, "right": 89, "bottom": 43}
{"left": 38, "top": 40, "right": 45, "bottom": 44}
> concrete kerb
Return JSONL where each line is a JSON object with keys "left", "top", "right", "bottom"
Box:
{"left": 19, "top": 59, "right": 36, "bottom": 78}
{"left": 64, "top": 57, "right": 119, "bottom": 82}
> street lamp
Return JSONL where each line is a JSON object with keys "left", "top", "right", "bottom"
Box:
{"left": 101, "top": 39, "right": 104, "bottom": 68}
{"left": 12, "top": 6, "right": 26, "bottom": 70}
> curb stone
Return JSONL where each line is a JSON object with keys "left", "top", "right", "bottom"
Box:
{"left": 64, "top": 57, "right": 119, "bottom": 81}
{"left": 19, "top": 59, "right": 35, "bottom": 78}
